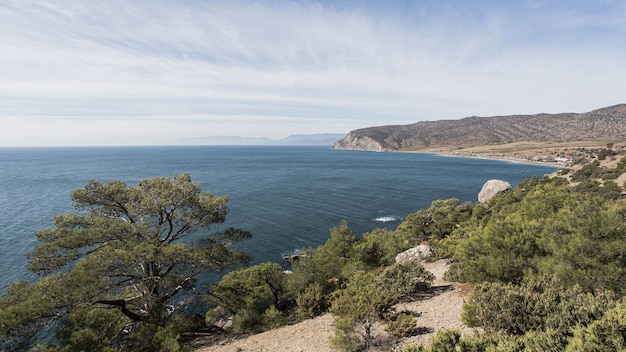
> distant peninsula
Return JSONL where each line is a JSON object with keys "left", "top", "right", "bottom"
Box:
{"left": 333, "top": 104, "right": 626, "bottom": 156}
{"left": 182, "top": 133, "right": 346, "bottom": 146}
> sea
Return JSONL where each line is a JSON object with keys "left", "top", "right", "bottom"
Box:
{"left": 0, "top": 146, "right": 559, "bottom": 293}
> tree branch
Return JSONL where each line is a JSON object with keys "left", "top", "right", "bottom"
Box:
{"left": 96, "top": 299, "right": 145, "bottom": 322}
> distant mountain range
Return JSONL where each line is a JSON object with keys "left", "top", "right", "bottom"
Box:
{"left": 333, "top": 104, "right": 626, "bottom": 151}
{"left": 181, "top": 133, "right": 346, "bottom": 146}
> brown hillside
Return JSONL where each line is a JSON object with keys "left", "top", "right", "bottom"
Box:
{"left": 333, "top": 104, "right": 626, "bottom": 151}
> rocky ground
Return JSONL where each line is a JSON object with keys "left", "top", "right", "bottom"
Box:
{"left": 193, "top": 260, "right": 473, "bottom": 352}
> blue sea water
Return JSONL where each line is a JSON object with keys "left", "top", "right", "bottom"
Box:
{"left": 0, "top": 146, "right": 559, "bottom": 293}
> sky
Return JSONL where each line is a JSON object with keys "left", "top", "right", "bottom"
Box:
{"left": 1, "top": 0, "right": 625, "bottom": 146}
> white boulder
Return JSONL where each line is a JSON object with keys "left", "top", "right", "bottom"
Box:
{"left": 395, "top": 244, "right": 434, "bottom": 263}
{"left": 478, "top": 179, "right": 512, "bottom": 203}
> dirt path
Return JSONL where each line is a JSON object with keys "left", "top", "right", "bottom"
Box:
{"left": 395, "top": 260, "right": 475, "bottom": 348}
{"left": 195, "top": 260, "right": 472, "bottom": 352}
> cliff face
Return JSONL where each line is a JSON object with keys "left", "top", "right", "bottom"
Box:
{"left": 333, "top": 104, "right": 626, "bottom": 151}
{"left": 332, "top": 133, "right": 385, "bottom": 151}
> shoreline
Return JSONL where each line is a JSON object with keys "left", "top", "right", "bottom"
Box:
{"left": 433, "top": 151, "right": 565, "bottom": 167}
{"left": 400, "top": 149, "right": 566, "bottom": 167}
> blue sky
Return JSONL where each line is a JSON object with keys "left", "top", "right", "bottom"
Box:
{"left": 1, "top": 0, "right": 625, "bottom": 146}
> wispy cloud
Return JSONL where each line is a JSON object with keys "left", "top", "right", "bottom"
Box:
{"left": 1, "top": 0, "right": 625, "bottom": 145}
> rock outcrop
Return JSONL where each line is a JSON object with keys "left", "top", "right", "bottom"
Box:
{"left": 395, "top": 244, "right": 434, "bottom": 263}
{"left": 333, "top": 133, "right": 385, "bottom": 151}
{"left": 478, "top": 179, "right": 511, "bottom": 203}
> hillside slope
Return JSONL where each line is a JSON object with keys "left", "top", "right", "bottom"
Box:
{"left": 194, "top": 260, "right": 472, "bottom": 351}
{"left": 333, "top": 104, "right": 626, "bottom": 151}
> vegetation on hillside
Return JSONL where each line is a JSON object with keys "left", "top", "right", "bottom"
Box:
{"left": 400, "top": 147, "right": 626, "bottom": 351}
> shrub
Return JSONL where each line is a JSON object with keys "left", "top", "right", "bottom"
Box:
{"left": 565, "top": 299, "right": 626, "bottom": 352}
{"left": 462, "top": 275, "right": 618, "bottom": 336}
{"left": 429, "top": 329, "right": 461, "bottom": 352}
{"left": 261, "top": 306, "right": 287, "bottom": 330}
{"left": 386, "top": 313, "right": 417, "bottom": 338}
{"left": 330, "top": 317, "right": 359, "bottom": 352}
{"left": 396, "top": 199, "right": 473, "bottom": 244}
{"left": 402, "top": 344, "right": 427, "bottom": 352}
{"left": 375, "top": 261, "right": 434, "bottom": 298}
{"left": 296, "top": 282, "right": 327, "bottom": 320}
{"left": 329, "top": 271, "right": 398, "bottom": 350}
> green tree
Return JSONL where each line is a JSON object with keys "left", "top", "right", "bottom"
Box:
{"left": 0, "top": 174, "right": 251, "bottom": 350}
{"left": 354, "top": 228, "right": 409, "bottom": 268}
{"left": 206, "top": 262, "right": 288, "bottom": 332}
{"left": 329, "top": 271, "right": 397, "bottom": 351}
{"left": 296, "top": 282, "right": 328, "bottom": 320}
{"left": 446, "top": 178, "right": 626, "bottom": 288}
{"left": 287, "top": 222, "right": 358, "bottom": 299}
{"left": 396, "top": 199, "right": 473, "bottom": 244}
{"left": 535, "top": 195, "right": 626, "bottom": 294}
{"left": 447, "top": 211, "right": 542, "bottom": 284}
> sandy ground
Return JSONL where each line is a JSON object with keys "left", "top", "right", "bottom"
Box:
{"left": 194, "top": 260, "right": 472, "bottom": 352}
{"left": 411, "top": 141, "right": 618, "bottom": 165}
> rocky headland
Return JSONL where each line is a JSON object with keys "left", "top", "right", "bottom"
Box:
{"left": 333, "top": 104, "right": 626, "bottom": 163}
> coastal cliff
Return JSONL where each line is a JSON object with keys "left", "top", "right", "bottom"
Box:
{"left": 331, "top": 133, "right": 386, "bottom": 151}
{"left": 333, "top": 104, "right": 626, "bottom": 151}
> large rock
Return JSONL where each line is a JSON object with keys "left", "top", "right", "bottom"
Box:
{"left": 395, "top": 244, "right": 433, "bottom": 263}
{"left": 478, "top": 179, "right": 511, "bottom": 203}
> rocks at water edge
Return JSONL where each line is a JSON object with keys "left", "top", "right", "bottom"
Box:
{"left": 478, "top": 179, "right": 512, "bottom": 203}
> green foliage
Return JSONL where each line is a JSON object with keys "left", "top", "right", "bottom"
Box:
{"left": 565, "top": 299, "right": 626, "bottom": 352}
{"left": 375, "top": 261, "right": 434, "bottom": 298}
{"left": 396, "top": 199, "right": 473, "bottom": 244}
{"left": 618, "top": 155, "right": 626, "bottom": 171}
{"left": 330, "top": 271, "right": 398, "bottom": 350}
{"left": 260, "top": 306, "right": 287, "bottom": 330}
{"left": 597, "top": 147, "right": 616, "bottom": 161}
{"left": 296, "top": 282, "right": 328, "bottom": 320}
{"left": 574, "top": 179, "right": 623, "bottom": 200}
{"left": 0, "top": 174, "right": 251, "bottom": 350}
{"left": 330, "top": 317, "right": 360, "bottom": 352}
{"left": 534, "top": 197, "right": 626, "bottom": 294}
{"left": 315, "top": 221, "right": 359, "bottom": 278}
{"left": 520, "top": 329, "right": 570, "bottom": 352}
{"left": 287, "top": 222, "right": 359, "bottom": 300}
{"left": 462, "top": 275, "right": 618, "bottom": 336}
{"left": 446, "top": 211, "right": 543, "bottom": 284}
{"left": 354, "top": 228, "right": 410, "bottom": 268}
{"left": 55, "top": 307, "right": 126, "bottom": 351}
{"left": 571, "top": 159, "right": 623, "bottom": 181}
{"left": 386, "top": 313, "right": 417, "bottom": 338}
{"left": 206, "top": 262, "right": 287, "bottom": 332}
{"left": 126, "top": 322, "right": 193, "bottom": 352}
{"left": 429, "top": 329, "right": 461, "bottom": 352}
{"left": 402, "top": 345, "right": 427, "bottom": 352}
{"left": 572, "top": 160, "right": 601, "bottom": 181}
{"left": 446, "top": 177, "right": 626, "bottom": 292}
{"left": 330, "top": 271, "right": 397, "bottom": 322}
